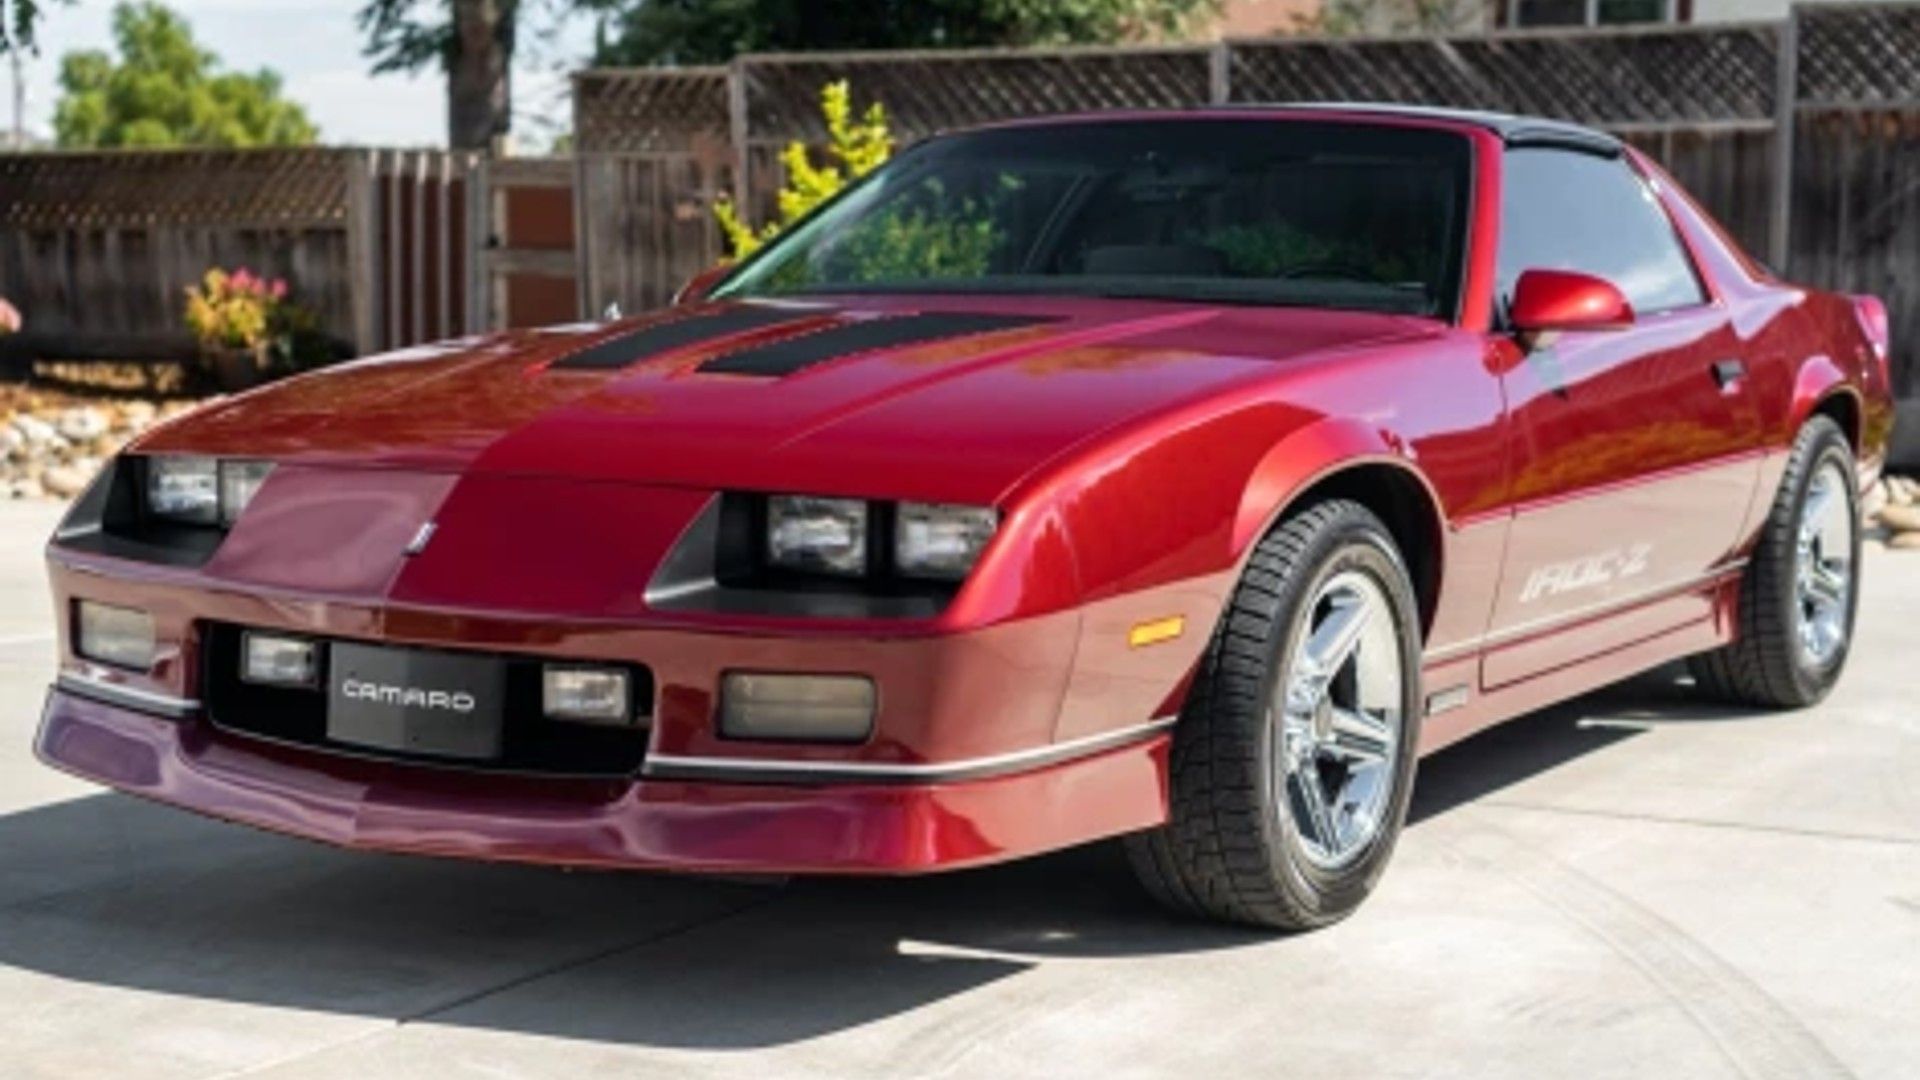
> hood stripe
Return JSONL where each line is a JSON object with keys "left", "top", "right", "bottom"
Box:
{"left": 700, "top": 312, "right": 1055, "bottom": 377}
{"left": 552, "top": 305, "right": 817, "bottom": 371}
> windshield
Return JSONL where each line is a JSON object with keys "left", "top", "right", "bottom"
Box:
{"left": 716, "top": 119, "right": 1474, "bottom": 319}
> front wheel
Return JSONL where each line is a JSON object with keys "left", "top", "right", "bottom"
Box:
{"left": 1690, "top": 415, "right": 1860, "bottom": 708}
{"left": 1125, "top": 499, "right": 1422, "bottom": 930}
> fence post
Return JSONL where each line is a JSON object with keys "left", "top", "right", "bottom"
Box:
{"left": 1209, "top": 41, "right": 1231, "bottom": 105}
{"left": 345, "top": 150, "right": 381, "bottom": 356}
{"left": 466, "top": 155, "right": 493, "bottom": 333}
{"left": 1769, "top": 5, "right": 1800, "bottom": 273}
{"left": 728, "top": 59, "right": 751, "bottom": 212}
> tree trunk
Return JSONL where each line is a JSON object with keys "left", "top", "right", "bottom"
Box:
{"left": 447, "top": 0, "right": 513, "bottom": 151}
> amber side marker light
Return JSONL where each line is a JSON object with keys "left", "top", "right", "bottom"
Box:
{"left": 1128, "top": 616, "right": 1186, "bottom": 649}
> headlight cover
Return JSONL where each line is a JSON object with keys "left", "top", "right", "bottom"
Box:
{"left": 146, "top": 455, "right": 220, "bottom": 525}
{"left": 767, "top": 495, "right": 868, "bottom": 577}
{"left": 144, "top": 456, "right": 273, "bottom": 527}
{"left": 895, "top": 502, "right": 999, "bottom": 581}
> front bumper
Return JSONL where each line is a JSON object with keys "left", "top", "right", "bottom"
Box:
{"left": 35, "top": 686, "right": 1171, "bottom": 874}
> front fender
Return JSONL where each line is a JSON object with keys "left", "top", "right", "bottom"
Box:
{"left": 1230, "top": 416, "right": 1439, "bottom": 558}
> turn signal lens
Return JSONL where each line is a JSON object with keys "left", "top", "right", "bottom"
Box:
{"left": 767, "top": 496, "right": 868, "bottom": 577}
{"left": 895, "top": 503, "right": 998, "bottom": 581}
{"left": 242, "top": 632, "right": 318, "bottom": 687}
{"left": 75, "top": 601, "right": 156, "bottom": 670}
{"left": 720, "top": 672, "right": 876, "bottom": 742}
{"left": 543, "top": 666, "right": 633, "bottom": 725}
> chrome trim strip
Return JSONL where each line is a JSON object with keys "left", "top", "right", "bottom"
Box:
{"left": 643, "top": 715, "right": 1178, "bottom": 785}
{"left": 55, "top": 673, "right": 200, "bottom": 719}
{"left": 1420, "top": 560, "right": 1748, "bottom": 666}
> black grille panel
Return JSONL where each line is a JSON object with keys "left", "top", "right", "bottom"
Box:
{"left": 200, "top": 624, "right": 653, "bottom": 779}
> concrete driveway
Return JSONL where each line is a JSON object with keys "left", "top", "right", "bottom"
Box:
{"left": 1, "top": 497, "right": 1915, "bottom": 1079}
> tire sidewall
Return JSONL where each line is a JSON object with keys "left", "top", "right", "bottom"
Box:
{"left": 1774, "top": 426, "right": 1861, "bottom": 701}
{"left": 1255, "top": 513, "right": 1423, "bottom": 920}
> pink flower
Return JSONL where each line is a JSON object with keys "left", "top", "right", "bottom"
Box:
{"left": 269, "top": 279, "right": 289, "bottom": 300}
{"left": 0, "top": 297, "right": 19, "bottom": 335}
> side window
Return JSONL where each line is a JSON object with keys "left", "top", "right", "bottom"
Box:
{"left": 1497, "top": 147, "right": 1706, "bottom": 316}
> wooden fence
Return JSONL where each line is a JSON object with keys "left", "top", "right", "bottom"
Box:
{"left": 572, "top": 1, "right": 1920, "bottom": 458}
{"left": 0, "top": 147, "right": 485, "bottom": 368}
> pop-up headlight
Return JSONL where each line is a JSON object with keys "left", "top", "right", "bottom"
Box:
{"left": 895, "top": 503, "right": 998, "bottom": 581}
{"left": 144, "top": 456, "right": 274, "bottom": 527}
{"left": 767, "top": 495, "right": 868, "bottom": 577}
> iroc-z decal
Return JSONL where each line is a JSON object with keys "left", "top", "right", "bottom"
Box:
{"left": 1519, "top": 543, "right": 1653, "bottom": 603}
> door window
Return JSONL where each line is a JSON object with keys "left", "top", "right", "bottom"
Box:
{"left": 1496, "top": 147, "right": 1706, "bottom": 316}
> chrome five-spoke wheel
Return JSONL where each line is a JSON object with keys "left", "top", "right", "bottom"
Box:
{"left": 1795, "top": 460, "right": 1854, "bottom": 668}
{"left": 1275, "top": 569, "right": 1403, "bottom": 870}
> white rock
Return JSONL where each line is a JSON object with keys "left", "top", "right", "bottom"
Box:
{"left": 1878, "top": 503, "right": 1920, "bottom": 533}
{"left": 1889, "top": 475, "right": 1920, "bottom": 505}
{"left": 56, "top": 407, "right": 108, "bottom": 442}
{"left": 1887, "top": 530, "right": 1920, "bottom": 551}
{"left": 0, "top": 425, "right": 20, "bottom": 458}
{"left": 7, "top": 477, "right": 43, "bottom": 500}
{"left": 10, "top": 413, "right": 57, "bottom": 445}
{"left": 39, "top": 463, "right": 93, "bottom": 499}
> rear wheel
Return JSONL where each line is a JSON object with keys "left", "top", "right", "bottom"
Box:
{"left": 1690, "top": 416, "right": 1860, "bottom": 708}
{"left": 1125, "top": 499, "right": 1422, "bottom": 929}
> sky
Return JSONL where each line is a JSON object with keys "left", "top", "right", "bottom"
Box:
{"left": 10, "top": 0, "right": 599, "bottom": 149}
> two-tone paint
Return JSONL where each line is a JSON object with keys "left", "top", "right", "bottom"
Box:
{"left": 35, "top": 107, "right": 1893, "bottom": 873}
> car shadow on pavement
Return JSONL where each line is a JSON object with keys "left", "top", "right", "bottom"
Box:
{"left": 0, "top": 664, "right": 1762, "bottom": 1051}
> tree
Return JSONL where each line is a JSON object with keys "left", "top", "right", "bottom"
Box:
{"left": 53, "top": 2, "right": 316, "bottom": 148}
{"left": 585, "top": 0, "right": 1222, "bottom": 66}
{"left": 2, "top": 0, "right": 66, "bottom": 54}
{"left": 359, "top": 0, "right": 522, "bottom": 151}
{"left": 715, "top": 80, "right": 892, "bottom": 258}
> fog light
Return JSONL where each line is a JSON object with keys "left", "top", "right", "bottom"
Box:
{"left": 75, "top": 602, "right": 156, "bottom": 670}
{"left": 720, "top": 673, "right": 875, "bottom": 742}
{"left": 544, "top": 666, "right": 633, "bottom": 725}
{"left": 243, "top": 632, "right": 319, "bottom": 687}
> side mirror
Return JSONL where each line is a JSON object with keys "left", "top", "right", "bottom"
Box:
{"left": 1508, "top": 269, "right": 1634, "bottom": 343}
{"left": 673, "top": 262, "right": 734, "bottom": 307}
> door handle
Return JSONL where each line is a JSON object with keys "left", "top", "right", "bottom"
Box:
{"left": 1711, "top": 359, "right": 1746, "bottom": 391}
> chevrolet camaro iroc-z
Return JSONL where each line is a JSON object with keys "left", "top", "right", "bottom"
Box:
{"left": 36, "top": 106, "right": 1893, "bottom": 928}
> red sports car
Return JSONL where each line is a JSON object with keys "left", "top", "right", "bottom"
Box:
{"left": 36, "top": 106, "right": 1892, "bottom": 929}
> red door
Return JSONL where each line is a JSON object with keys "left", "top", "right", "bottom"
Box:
{"left": 1484, "top": 147, "right": 1761, "bottom": 687}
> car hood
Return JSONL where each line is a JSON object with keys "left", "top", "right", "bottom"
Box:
{"left": 136, "top": 295, "right": 1438, "bottom": 505}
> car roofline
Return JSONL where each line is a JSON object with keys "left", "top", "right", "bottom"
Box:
{"left": 954, "top": 103, "right": 1623, "bottom": 157}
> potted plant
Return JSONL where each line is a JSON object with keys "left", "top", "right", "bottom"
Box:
{"left": 183, "top": 268, "right": 315, "bottom": 392}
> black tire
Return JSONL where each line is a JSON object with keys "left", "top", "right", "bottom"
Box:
{"left": 1689, "top": 416, "right": 1860, "bottom": 708}
{"left": 1124, "top": 499, "right": 1423, "bottom": 930}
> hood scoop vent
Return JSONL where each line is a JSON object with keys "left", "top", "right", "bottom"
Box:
{"left": 700, "top": 312, "right": 1054, "bottom": 377}
{"left": 552, "top": 304, "right": 818, "bottom": 370}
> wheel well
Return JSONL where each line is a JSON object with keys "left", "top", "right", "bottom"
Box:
{"left": 1287, "top": 464, "right": 1443, "bottom": 637}
{"left": 1811, "top": 391, "right": 1861, "bottom": 451}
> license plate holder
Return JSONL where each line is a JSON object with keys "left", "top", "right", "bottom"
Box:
{"left": 327, "top": 643, "right": 506, "bottom": 760}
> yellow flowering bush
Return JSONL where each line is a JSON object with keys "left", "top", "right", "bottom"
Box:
{"left": 183, "top": 267, "right": 294, "bottom": 350}
{"left": 715, "top": 81, "right": 894, "bottom": 259}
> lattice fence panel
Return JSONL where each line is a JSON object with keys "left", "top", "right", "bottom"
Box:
{"left": 1230, "top": 40, "right": 1497, "bottom": 108}
{"left": 1233, "top": 27, "right": 1777, "bottom": 127}
{"left": 744, "top": 48, "right": 1212, "bottom": 141}
{"left": 575, "top": 68, "right": 732, "bottom": 153}
{"left": 1798, "top": 3, "right": 1920, "bottom": 107}
{"left": 0, "top": 149, "right": 351, "bottom": 230}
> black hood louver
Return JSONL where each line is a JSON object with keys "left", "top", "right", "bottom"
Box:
{"left": 699, "top": 312, "right": 1055, "bottom": 377}
{"left": 551, "top": 305, "right": 816, "bottom": 371}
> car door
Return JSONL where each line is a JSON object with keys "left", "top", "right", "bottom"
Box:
{"left": 1484, "top": 144, "right": 1762, "bottom": 687}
